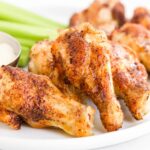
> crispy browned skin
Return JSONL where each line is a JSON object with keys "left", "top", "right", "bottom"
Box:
{"left": 29, "top": 39, "right": 150, "bottom": 120}
{"left": 29, "top": 40, "right": 82, "bottom": 102}
{"left": 70, "top": 0, "right": 125, "bottom": 36}
{"left": 0, "top": 105, "right": 21, "bottom": 129}
{"left": 29, "top": 23, "right": 150, "bottom": 123}
{"left": 131, "top": 7, "right": 150, "bottom": 30}
{"left": 107, "top": 42, "right": 150, "bottom": 119}
{"left": 0, "top": 66, "right": 95, "bottom": 137}
{"left": 51, "top": 23, "right": 123, "bottom": 131}
{"left": 29, "top": 40, "right": 53, "bottom": 76}
{"left": 111, "top": 23, "right": 150, "bottom": 71}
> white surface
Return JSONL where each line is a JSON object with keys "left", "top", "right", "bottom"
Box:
{"left": 1, "top": 0, "right": 150, "bottom": 150}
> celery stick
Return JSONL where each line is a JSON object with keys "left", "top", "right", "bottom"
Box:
{"left": 17, "top": 38, "right": 36, "bottom": 47}
{"left": 0, "top": 21, "right": 58, "bottom": 40}
{"left": 18, "top": 46, "right": 30, "bottom": 67}
{"left": 0, "top": 2, "right": 67, "bottom": 29}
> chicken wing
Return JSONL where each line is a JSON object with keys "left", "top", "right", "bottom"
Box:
{"left": 107, "top": 42, "right": 150, "bottom": 119}
{"left": 51, "top": 23, "right": 123, "bottom": 131}
{"left": 0, "top": 66, "right": 94, "bottom": 137}
{"left": 70, "top": 0, "right": 125, "bottom": 36}
{"left": 111, "top": 23, "right": 150, "bottom": 71}
{"left": 131, "top": 7, "right": 150, "bottom": 30}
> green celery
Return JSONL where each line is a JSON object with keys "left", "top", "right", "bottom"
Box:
{"left": 17, "top": 38, "right": 36, "bottom": 48}
{"left": 18, "top": 46, "right": 30, "bottom": 67}
{"left": 0, "top": 21, "right": 58, "bottom": 40}
{"left": 0, "top": 1, "right": 67, "bottom": 29}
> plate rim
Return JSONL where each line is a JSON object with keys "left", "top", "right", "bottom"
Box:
{"left": 1, "top": 1, "right": 150, "bottom": 150}
{"left": 0, "top": 119, "right": 150, "bottom": 150}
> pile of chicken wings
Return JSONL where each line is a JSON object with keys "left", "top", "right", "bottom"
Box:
{"left": 0, "top": 0, "right": 150, "bottom": 137}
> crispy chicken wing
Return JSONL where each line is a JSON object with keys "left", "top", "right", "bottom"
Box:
{"left": 131, "top": 7, "right": 150, "bottom": 30}
{"left": 51, "top": 23, "right": 123, "bottom": 131}
{"left": 0, "top": 66, "right": 94, "bottom": 137}
{"left": 107, "top": 42, "right": 150, "bottom": 119}
{"left": 70, "top": 0, "right": 125, "bottom": 36}
{"left": 111, "top": 23, "right": 150, "bottom": 71}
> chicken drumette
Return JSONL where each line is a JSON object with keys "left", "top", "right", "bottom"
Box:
{"left": 111, "top": 23, "right": 150, "bottom": 71}
{"left": 0, "top": 66, "right": 94, "bottom": 137}
{"left": 70, "top": 0, "right": 125, "bottom": 36}
{"left": 131, "top": 7, "right": 150, "bottom": 30}
{"left": 29, "top": 23, "right": 150, "bottom": 129}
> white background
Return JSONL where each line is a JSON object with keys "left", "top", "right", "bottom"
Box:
{"left": 2, "top": 0, "right": 150, "bottom": 150}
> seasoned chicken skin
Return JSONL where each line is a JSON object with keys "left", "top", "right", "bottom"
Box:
{"left": 29, "top": 40, "right": 54, "bottom": 76}
{"left": 70, "top": 0, "right": 125, "bottom": 36}
{"left": 30, "top": 24, "right": 124, "bottom": 131}
{"left": 107, "top": 42, "right": 150, "bottom": 119}
{"left": 29, "top": 23, "right": 150, "bottom": 124}
{"left": 111, "top": 23, "right": 150, "bottom": 71}
{"left": 0, "top": 66, "right": 95, "bottom": 137}
{"left": 29, "top": 40, "right": 82, "bottom": 102}
{"left": 131, "top": 7, "right": 150, "bottom": 30}
{"left": 29, "top": 38, "right": 150, "bottom": 120}
{"left": 43, "top": 23, "right": 123, "bottom": 131}
{"left": 0, "top": 105, "right": 21, "bottom": 129}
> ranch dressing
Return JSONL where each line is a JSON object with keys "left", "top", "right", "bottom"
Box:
{"left": 0, "top": 43, "right": 16, "bottom": 66}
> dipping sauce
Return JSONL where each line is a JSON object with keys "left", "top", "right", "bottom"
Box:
{"left": 0, "top": 43, "right": 16, "bottom": 66}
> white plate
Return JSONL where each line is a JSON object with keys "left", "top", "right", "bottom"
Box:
{"left": 1, "top": 0, "right": 150, "bottom": 150}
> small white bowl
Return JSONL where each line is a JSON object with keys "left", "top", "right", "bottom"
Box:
{"left": 0, "top": 32, "right": 21, "bottom": 67}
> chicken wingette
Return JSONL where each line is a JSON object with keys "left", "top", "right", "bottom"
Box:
{"left": 30, "top": 23, "right": 124, "bottom": 131}
{"left": 70, "top": 0, "right": 125, "bottom": 36}
{"left": 111, "top": 23, "right": 150, "bottom": 71}
{"left": 0, "top": 65, "right": 95, "bottom": 137}
{"left": 131, "top": 7, "right": 150, "bottom": 30}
